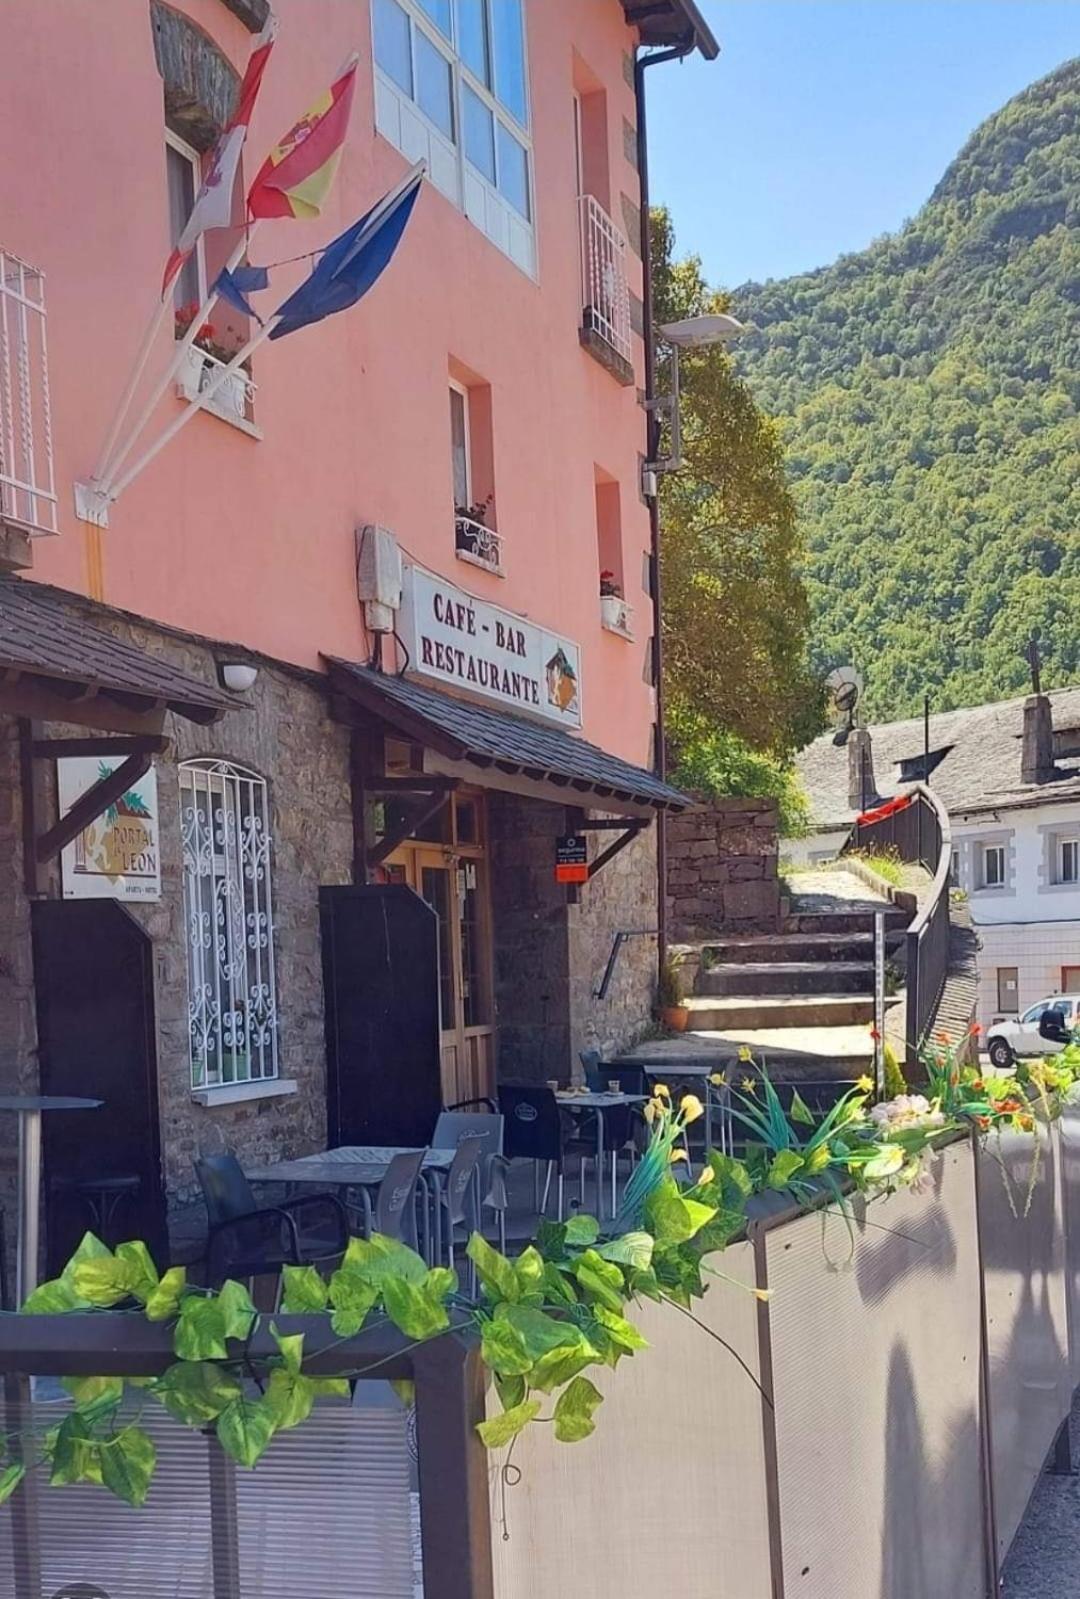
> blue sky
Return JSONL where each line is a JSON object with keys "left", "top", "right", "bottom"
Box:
{"left": 646, "top": 2, "right": 1078, "bottom": 287}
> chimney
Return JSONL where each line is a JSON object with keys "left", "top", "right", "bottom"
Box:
{"left": 1021, "top": 694, "right": 1055, "bottom": 784}
{"left": 848, "top": 728, "right": 876, "bottom": 812}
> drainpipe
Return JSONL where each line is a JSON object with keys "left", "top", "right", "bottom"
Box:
{"left": 635, "top": 37, "right": 695, "bottom": 971}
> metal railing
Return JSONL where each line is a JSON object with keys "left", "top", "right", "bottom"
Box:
{"left": 578, "top": 195, "right": 633, "bottom": 366}
{"left": 846, "top": 783, "right": 953, "bottom": 1065}
{"left": 600, "top": 594, "right": 634, "bottom": 636}
{"left": 454, "top": 514, "right": 503, "bottom": 574}
{"left": 0, "top": 250, "right": 57, "bottom": 536}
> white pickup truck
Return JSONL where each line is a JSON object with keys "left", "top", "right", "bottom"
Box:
{"left": 986, "top": 996, "right": 1078, "bottom": 1068}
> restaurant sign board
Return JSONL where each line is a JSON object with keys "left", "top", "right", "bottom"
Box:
{"left": 555, "top": 835, "right": 589, "bottom": 884}
{"left": 57, "top": 757, "right": 162, "bottom": 901}
{"left": 398, "top": 565, "right": 583, "bottom": 730}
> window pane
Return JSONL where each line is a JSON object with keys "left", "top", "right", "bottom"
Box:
{"left": 417, "top": 0, "right": 452, "bottom": 36}
{"left": 373, "top": 0, "right": 413, "bottom": 94}
{"left": 456, "top": 0, "right": 490, "bottom": 86}
{"left": 462, "top": 85, "right": 495, "bottom": 182}
{"left": 421, "top": 867, "right": 456, "bottom": 1029}
{"left": 491, "top": 0, "right": 528, "bottom": 124}
{"left": 165, "top": 143, "right": 200, "bottom": 311}
{"left": 415, "top": 28, "right": 454, "bottom": 137}
{"left": 460, "top": 867, "right": 488, "bottom": 1027}
{"left": 496, "top": 122, "right": 530, "bottom": 218}
{"left": 449, "top": 387, "right": 470, "bottom": 507}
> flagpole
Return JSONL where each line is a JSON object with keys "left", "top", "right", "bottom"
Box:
{"left": 91, "top": 296, "right": 175, "bottom": 484}
{"left": 105, "top": 314, "right": 281, "bottom": 502}
{"left": 98, "top": 224, "right": 262, "bottom": 488}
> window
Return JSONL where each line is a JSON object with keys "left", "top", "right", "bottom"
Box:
{"left": 180, "top": 760, "right": 278, "bottom": 1091}
{"left": 950, "top": 849, "right": 961, "bottom": 887}
{"left": 165, "top": 131, "right": 205, "bottom": 313}
{"left": 373, "top": 0, "right": 534, "bottom": 265}
{"left": 1063, "top": 967, "right": 1080, "bottom": 994}
{"left": 1059, "top": 838, "right": 1080, "bottom": 884}
{"left": 449, "top": 383, "right": 471, "bottom": 509}
{"left": 997, "top": 967, "right": 1019, "bottom": 1013}
{"left": 449, "top": 369, "right": 499, "bottom": 571}
{"left": 1021, "top": 1001, "right": 1049, "bottom": 1026}
{"left": 979, "top": 843, "right": 1006, "bottom": 889}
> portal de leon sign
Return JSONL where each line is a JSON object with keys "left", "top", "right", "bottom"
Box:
{"left": 398, "top": 564, "right": 583, "bottom": 730}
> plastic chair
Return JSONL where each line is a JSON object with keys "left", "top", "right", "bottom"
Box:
{"left": 580, "top": 1049, "right": 604, "bottom": 1089}
{"left": 435, "top": 1136, "right": 486, "bottom": 1283}
{"left": 370, "top": 1149, "right": 427, "bottom": 1252}
{"left": 194, "top": 1152, "right": 349, "bottom": 1288}
{"left": 433, "top": 1111, "right": 509, "bottom": 1248}
{"left": 499, "top": 1084, "right": 596, "bottom": 1220}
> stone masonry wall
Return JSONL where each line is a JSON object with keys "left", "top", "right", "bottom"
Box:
{"left": 489, "top": 793, "right": 658, "bottom": 1083}
{"left": 665, "top": 798, "right": 781, "bottom": 941}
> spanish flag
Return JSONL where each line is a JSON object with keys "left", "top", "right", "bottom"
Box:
{"left": 247, "top": 56, "right": 358, "bottom": 221}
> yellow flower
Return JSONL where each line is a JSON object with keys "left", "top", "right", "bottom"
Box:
{"left": 680, "top": 1093, "right": 704, "bottom": 1124}
{"left": 855, "top": 1074, "right": 874, "bottom": 1094}
{"left": 741, "top": 1077, "right": 758, "bottom": 1095}
{"left": 737, "top": 1045, "right": 754, "bottom": 1063}
{"left": 697, "top": 1165, "right": 715, "bottom": 1183}
{"left": 670, "top": 1149, "right": 688, "bottom": 1163}
{"left": 709, "top": 1072, "right": 726, "bottom": 1087}
{"left": 653, "top": 1082, "right": 671, "bottom": 1099}
{"left": 753, "top": 1288, "right": 774, "bottom": 1302}
{"left": 643, "top": 1100, "right": 658, "bottom": 1124}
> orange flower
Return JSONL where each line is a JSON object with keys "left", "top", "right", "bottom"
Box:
{"left": 976, "top": 1115, "right": 990, "bottom": 1130}
{"left": 869, "top": 1026, "right": 881, "bottom": 1042}
{"left": 970, "top": 1023, "right": 983, "bottom": 1037}
{"left": 972, "top": 1079, "right": 985, "bottom": 1092}
{"left": 936, "top": 1031, "right": 952, "bottom": 1045}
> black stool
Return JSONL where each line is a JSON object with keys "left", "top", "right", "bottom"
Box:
{"left": 50, "top": 1174, "right": 142, "bottom": 1244}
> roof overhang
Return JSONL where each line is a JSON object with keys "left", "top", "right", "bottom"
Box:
{"left": 0, "top": 578, "right": 240, "bottom": 734}
{"left": 326, "top": 659, "right": 689, "bottom": 816}
{"left": 622, "top": 0, "right": 720, "bottom": 59}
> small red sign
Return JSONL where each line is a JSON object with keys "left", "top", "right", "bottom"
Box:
{"left": 555, "top": 834, "right": 588, "bottom": 883}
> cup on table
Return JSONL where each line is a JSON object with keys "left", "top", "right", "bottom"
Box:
{"left": 547, "top": 1079, "right": 560, "bottom": 1092}
{"left": 608, "top": 1079, "right": 621, "bottom": 1093}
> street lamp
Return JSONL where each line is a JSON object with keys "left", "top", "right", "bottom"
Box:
{"left": 643, "top": 312, "right": 745, "bottom": 490}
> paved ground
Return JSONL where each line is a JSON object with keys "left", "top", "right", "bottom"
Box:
{"left": 1003, "top": 1399, "right": 1080, "bottom": 1595}
{"left": 786, "top": 866, "right": 891, "bottom": 914}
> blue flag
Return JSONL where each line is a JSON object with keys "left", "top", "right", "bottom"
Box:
{"left": 269, "top": 168, "right": 423, "bottom": 341}
{"left": 214, "top": 264, "right": 270, "bottom": 324}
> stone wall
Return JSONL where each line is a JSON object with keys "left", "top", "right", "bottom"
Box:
{"left": 489, "top": 794, "right": 658, "bottom": 1083}
{"left": 665, "top": 798, "right": 781, "bottom": 941}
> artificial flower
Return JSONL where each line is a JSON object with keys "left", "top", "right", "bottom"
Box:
{"left": 670, "top": 1149, "right": 688, "bottom": 1164}
{"left": 653, "top": 1082, "right": 671, "bottom": 1099}
{"left": 737, "top": 1045, "right": 754, "bottom": 1063}
{"left": 864, "top": 1142, "right": 905, "bottom": 1181}
{"left": 709, "top": 1072, "right": 726, "bottom": 1087}
{"left": 855, "top": 1074, "right": 874, "bottom": 1093}
{"left": 680, "top": 1094, "right": 704, "bottom": 1124}
{"left": 740, "top": 1077, "right": 758, "bottom": 1094}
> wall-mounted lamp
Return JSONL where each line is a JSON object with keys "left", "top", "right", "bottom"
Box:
{"left": 219, "top": 661, "right": 259, "bottom": 693}
{"left": 645, "top": 313, "right": 745, "bottom": 479}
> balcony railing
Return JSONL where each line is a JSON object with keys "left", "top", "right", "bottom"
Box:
{"left": 176, "top": 343, "right": 259, "bottom": 435}
{"left": 579, "top": 194, "right": 633, "bottom": 367}
{"left": 455, "top": 514, "right": 503, "bottom": 575}
{"left": 0, "top": 250, "right": 57, "bottom": 536}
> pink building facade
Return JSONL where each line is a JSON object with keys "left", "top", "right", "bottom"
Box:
{"left": 0, "top": 0, "right": 716, "bottom": 1254}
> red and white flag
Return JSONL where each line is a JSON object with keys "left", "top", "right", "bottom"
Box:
{"left": 162, "top": 12, "right": 278, "bottom": 296}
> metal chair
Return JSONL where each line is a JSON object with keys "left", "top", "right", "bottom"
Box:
{"left": 194, "top": 1152, "right": 349, "bottom": 1288}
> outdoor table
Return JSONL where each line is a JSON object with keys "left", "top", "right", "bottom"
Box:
{"left": 610, "top": 1059, "right": 733, "bottom": 1154}
{"left": 0, "top": 1095, "right": 103, "bottom": 1302}
{"left": 244, "top": 1145, "right": 456, "bottom": 1264}
{"left": 555, "top": 1091, "right": 648, "bottom": 1218}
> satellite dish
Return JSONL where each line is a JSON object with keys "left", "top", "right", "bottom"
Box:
{"left": 825, "top": 667, "right": 863, "bottom": 745}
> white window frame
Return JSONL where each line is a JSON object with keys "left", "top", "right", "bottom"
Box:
{"left": 449, "top": 378, "right": 472, "bottom": 510}
{"left": 165, "top": 128, "right": 207, "bottom": 311}
{"left": 372, "top": 0, "right": 536, "bottom": 270}
{"left": 1059, "top": 837, "right": 1080, "bottom": 885}
{"left": 179, "top": 759, "right": 279, "bottom": 1092}
{"left": 980, "top": 843, "right": 1006, "bottom": 890}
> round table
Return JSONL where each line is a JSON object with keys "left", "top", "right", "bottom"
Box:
{"left": 0, "top": 1095, "right": 102, "bottom": 1303}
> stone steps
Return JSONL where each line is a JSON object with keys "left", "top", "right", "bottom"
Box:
{"left": 700, "top": 930, "right": 876, "bottom": 965}
{"left": 683, "top": 992, "right": 882, "bottom": 1031}
{"left": 782, "top": 909, "right": 908, "bottom": 937}
{"left": 697, "top": 959, "right": 875, "bottom": 998}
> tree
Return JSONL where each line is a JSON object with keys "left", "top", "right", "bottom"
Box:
{"left": 652, "top": 209, "right": 821, "bottom": 819}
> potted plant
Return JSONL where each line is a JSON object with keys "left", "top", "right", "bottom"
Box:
{"left": 656, "top": 952, "right": 689, "bottom": 1032}
{"left": 174, "top": 303, "right": 250, "bottom": 421}
{"left": 455, "top": 495, "right": 497, "bottom": 563}
{"left": 599, "top": 571, "right": 625, "bottom": 629}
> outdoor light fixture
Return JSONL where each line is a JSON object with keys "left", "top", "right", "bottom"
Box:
{"left": 219, "top": 661, "right": 259, "bottom": 693}
{"left": 644, "top": 312, "right": 745, "bottom": 485}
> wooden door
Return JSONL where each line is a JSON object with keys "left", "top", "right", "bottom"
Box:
{"left": 32, "top": 900, "right": 168, "bottom": 1270}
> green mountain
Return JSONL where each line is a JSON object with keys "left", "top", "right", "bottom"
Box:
{"left": 734, "top": 59, "right": 1080, "bottom": 721}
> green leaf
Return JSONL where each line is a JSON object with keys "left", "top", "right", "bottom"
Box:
{"left": 494, "top": 1373, "right": 527, "bottom": 1409}
{"left": 0, "top": 1462, "right": 25, "bottom": 1504}
{"left": 382, "top": 1277, "right": 450, "bottom": 1340}
{"left": 344, "top": 1234, "right": 428, "bottom": 1285}
{"left": 627, "top": 1265, "right": 661, "bottom": 1301}
{"left": 466, "top": 1234, "right": 519, "bottom": 1303}
{"left": 98, "top": 1426, "right": 156, "bottom": 1507}
{"left": 423, "top": 1266, "right": 458, "bottom": 1303}
{"left": 591, "top": 1304, "right": 649, "bottom": 1353}
{"left": 71, "top": 1256, "right": 138, "bottom": 1308}
{"left": 49, "top": 1414, "right": 102, "bottom": 1486}
{"left": 281, "top": 1264, "right": 329, "bottom": 1313}
{"left": 596, "top": 1231, "right": 654, "bottom": 1270}
{"left": 270, "top": 1324, "right": 305, "bottom": 1375}
{"left": 480, "top": 1318, "right": 533, "bottom": 1378}
{"left": 328, "top": 1270, "right": 379, "bottom": 1338}
{"left": 864, "top": 1143, "right": 905, "bottom": 1181}
{"left": 499, "top": 1305, "right": 576, "bottom": 1360}
{"left": 647, "top": 1192, "right": 717, "bottom": 1247}
{"left": 264, "top": 1368, "right": 315, "bottom": 1432}
{"left": 706, "top": 1151, "right": 754, "bottom": 1201}
{"left": 144, "top": 1266, "right": 187, "bottom": 1322}
{"left": 514, "top": 1246, "right": 546, "bottom": 1295}
{"left": 476, "top": 1398, "right": 541, "bottom": 1449}
{"left": 115, "top": 1241, "right": 160, "bottom": 1302}
{"left": 217, "top": 1279, "right": 257, "bottom": 1341}
{"left": 310, "top": 1377, "right": 351, "bottom": 1399}
{"left": 20, "top": 1277, "right": 85, "bottom": 1314}
{"left": 804, "top": 1142, "right": 833, "bottom": 1175}
{"left": 564, "top": 1214, "right": 600, "bottom": 1247}
{"left": 789, "top": 1090, "right": 816, "bottom": 1127}
{"left": 574, "top": 1250, "right": 626, "bottom": 1313}
{"left": 766, "top": 1149, "right": 806, "bottom": 1190}
{"left": 216, "top": 1397, "right": 276, "bottom": 1468}
{"left": 535, "top": 1219, "right": 568, "bottom": 1260}
{"left": 174, "top": 1296, "right": 229, "bottom": 1361}
{"left": 553, "top": 1375, "right": 603, "bottom": 1443}
{"left": 528, "top": 1343, "right": 596, "bottom": 1394}
{"left": 390, "top": 1378, "right": 416, "bottom": 1407}
{"left": 541, "top": 1264, "right": 578, "bottom": 1305}
{"left": 153, "top": 1361, "right": 244, "bottom": 1426}
{"left": 62, "top": 1374, "right": 124, "bottom": 1424}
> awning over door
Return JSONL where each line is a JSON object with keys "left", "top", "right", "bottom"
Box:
{"left": 0, "top": 578, "right": 238, "bottom": 731}
{"left": 325, "top": 658, "right": 689, "bottom": 814}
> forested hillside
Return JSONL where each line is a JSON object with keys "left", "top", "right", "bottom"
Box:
{"left": 734, "top": 58, "right": 1080, "bottom": 720}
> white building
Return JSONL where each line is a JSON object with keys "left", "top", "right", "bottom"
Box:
{"left": 794, "top": 687, "right": 1080, "bottom": 1032}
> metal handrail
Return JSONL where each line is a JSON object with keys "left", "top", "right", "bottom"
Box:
{"left": 578, "top": 194, "right": 633, "bottom": 365}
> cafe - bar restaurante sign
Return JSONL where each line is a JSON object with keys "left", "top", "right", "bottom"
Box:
{"left": 398, "top": 565, "right": 583, "bottom": 729}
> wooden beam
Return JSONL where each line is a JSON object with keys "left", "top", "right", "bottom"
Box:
{"left": 35, "top": 749, "right": 154, "bottom": 865}
{"left": 366, "top": 775, "right": 460, "bottom": 794}
{"left": 588, "top": 820, "right": 650, "bottom": 880}
{"left": 30, "top": 734, "right": 171, "bottom": 759}
{"left": 17, "top": 720, "right": 43, "bottom": 897}
{"left": 367, "top": 791, "right": 451, "bottom": 868}
{"left": 580, "top": 818, "right": 650, "bottom": 831}
{"left": 0, "top": 680, "right": 167, "bottom": 736}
